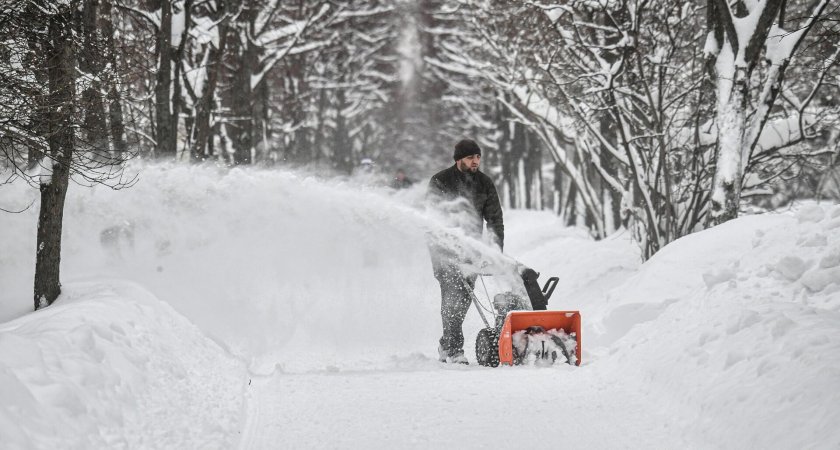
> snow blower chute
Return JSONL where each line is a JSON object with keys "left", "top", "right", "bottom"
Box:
{"left": 471, "top": 268, "right": 581, "bottom": 367}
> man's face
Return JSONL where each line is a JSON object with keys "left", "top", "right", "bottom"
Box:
{"left": 457, "top": 154, "right": 481, "bottom": 173}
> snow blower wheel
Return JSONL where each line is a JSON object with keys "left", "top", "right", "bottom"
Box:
{"left": 475, "top": 327, "right": 500, "bottom": 367}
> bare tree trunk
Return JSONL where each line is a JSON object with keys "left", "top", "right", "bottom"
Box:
{"left": 495, "top": 99, "right": 513, "bottom": 208}
{"left": 154, "top": 0, "right": 174, "bottom": 157}
{"left": 288, "top": 54, "right": 308, "bottom": 163}
{"left": 508, "top": 121, "right": 526, "bottom": 208}
{"left": 192, "top": 27, "right": 228, "bottom": 161}
{"left": 229, "top": 2, "right": 257, "bottom": 165}
{"left": 80, "top": 0, "right": 109, "bottom": 159}
{"left": 23, "top": 24, "right": 50, "bottom": 167}
{"left": 552, "top": 162, "right": 563, "bottom": 215}
{"left": 524, "top": 129, "right": 543, "bottom": 209}
{"left": 564, "top": 180, "right": 578, "bottom": 226}
{"left": 598, "top": 119, "right": 622, "bottom": 230}
{"left": 333, "top": 89, "right": 352, "bottom": 174}
{"left": 313, "top": 89, "right": 327, "bottom": 162}
{"left": 34, "top": 6, "right": 76, "bottom": 310}
{"left": 169, "top": 0, "right": 192, "bottom": 159}
{"left": 252, "top": 79, "right": 269, "bottom": 163}
{"left": 102, "top": 0, "right": 127, "bottom": 155}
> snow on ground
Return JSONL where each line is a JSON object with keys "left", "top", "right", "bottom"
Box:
{"left": 0, "top": 281, "right": 244, "bottom": 449}
{"left": 1, "top": 163, "right": 839, "bottom": 448}
{"left": 239, "top": 363, "right": 702, "bottom": 449}
{"left": 597, "top": 205, "right": 840, "bottom": 449}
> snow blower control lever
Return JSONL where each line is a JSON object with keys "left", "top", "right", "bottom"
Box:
{"left": 521, "top": 268, "right": 558, "bottom": 311}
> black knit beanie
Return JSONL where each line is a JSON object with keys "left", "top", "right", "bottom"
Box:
{"left": 453, "top": 139, "right": 481, "bottom": 161}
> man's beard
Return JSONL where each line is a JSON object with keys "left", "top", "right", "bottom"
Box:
{"left": 458, "top": 161, "right": 479, "bottom": 172}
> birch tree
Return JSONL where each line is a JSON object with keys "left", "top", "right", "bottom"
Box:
{"left": 705, "top": 0, "right": 832, "bottom": 224}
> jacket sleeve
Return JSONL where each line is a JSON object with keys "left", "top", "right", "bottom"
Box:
{"left": 427, "top": 175, "right": 445, "bottom": 202}
{"left": 483, "top": 181, "right": 504, "bottom": 251}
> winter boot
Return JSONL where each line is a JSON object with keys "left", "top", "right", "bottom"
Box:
{"left": 438, "top": 344, "right": 448, "bottom": 363}
{"left": 438, "top": 345, "right": 469, "bottom": 365}
{"left": 448, "top": 353, "right": 469, "bottom": 365}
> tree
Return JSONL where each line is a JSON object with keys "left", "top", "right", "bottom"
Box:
{"left": 420, "top": 0, "right": 839, "bottom": 258}
{"left": 705, "top": 0, "right": 833, "bottom": 224}
{"left": 1, "top": 0, "right": 134, "bottom": 310}
{"left": 219, "top": 0, "right": 334, "bottom": 165}
{"left": 184, "top": 0, "right": 233, "bottom": 161}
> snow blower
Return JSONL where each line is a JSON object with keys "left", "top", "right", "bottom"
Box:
{"left": 471, "top": 268, "right": 581, "bottom": 367}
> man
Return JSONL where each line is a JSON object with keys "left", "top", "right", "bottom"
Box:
{"left": 391, "top": 168, "right": 414, "bottom": 189}
{"left": 427, "top": 139, "right": 504, "bottom": 364}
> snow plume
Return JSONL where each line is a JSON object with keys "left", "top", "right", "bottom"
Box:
{"left": 0, "top": 162, "right": 522, "bottom": 372}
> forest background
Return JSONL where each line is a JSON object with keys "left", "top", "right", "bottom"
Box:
{"left": 2, "top": 0, "right": 839, "bottom": 308}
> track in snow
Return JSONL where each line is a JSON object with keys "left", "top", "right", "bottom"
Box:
{"left": 238, "top": 361, "right": 707, "bottom": 449}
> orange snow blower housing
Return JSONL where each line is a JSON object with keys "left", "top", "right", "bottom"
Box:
{"left": 473, "top": 267, "right": 582, "bottom": 367}
{"left": 498, "top": 311, "right": 582, "bottom": 366}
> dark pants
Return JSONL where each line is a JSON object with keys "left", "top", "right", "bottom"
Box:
{"left": 435, "top": 265, "right": 477, "bottom": 357}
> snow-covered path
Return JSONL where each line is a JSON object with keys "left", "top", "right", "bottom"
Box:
{"left": 239, "top": 363, "right": 702, "bottom": 449}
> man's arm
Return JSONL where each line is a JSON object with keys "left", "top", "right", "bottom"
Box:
{"left": 483, "top": 182, "right": 504, "bottom": 251}
{"left": 427, "top": 175, "right": 445, "bottom": 201}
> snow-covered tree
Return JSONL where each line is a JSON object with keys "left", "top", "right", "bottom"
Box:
{"left": 218, "top": 0, "right": 334, "bottom": 165}
{"left": 288, "top": 0, "right": 400, "bottom": 173}
{"left": 705, "top": 0, "right": 834, "bottom": 224}
{"left": 422, "top": 0, "right": 839, "bottom": 258}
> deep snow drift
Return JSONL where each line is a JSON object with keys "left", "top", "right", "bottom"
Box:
{"left": 0, "top": 281, "right": 244, "bottom": 448}
{"left": 1, "top": 163, "right": 838, "bottom": 448}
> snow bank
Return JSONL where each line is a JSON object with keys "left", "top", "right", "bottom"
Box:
{"left": 0, "top": 281, "right": 245, "bottom": 449}
{"left": 596, "top": 203, "right": 840, "bottom": 448}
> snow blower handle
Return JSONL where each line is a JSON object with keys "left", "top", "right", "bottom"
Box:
{"left": 542, "top": 277, "right": 559, "bottom": 302}
{"left": 465, "top": 278, "right": 492, "bottom": 328}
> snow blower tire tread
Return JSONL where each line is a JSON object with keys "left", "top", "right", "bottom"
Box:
{"left": 476, "top": 328, "right": 500, "bottom": 367}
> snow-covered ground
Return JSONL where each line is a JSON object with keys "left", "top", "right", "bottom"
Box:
{"left": 1, "top": 164, "right": 838, "bottom": 448}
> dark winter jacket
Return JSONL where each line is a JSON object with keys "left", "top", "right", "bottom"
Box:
{"left": 427, "top": 164, "right": 504, "bottom": 251}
